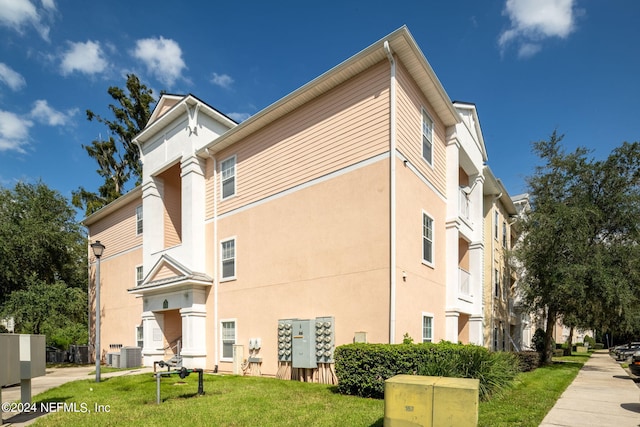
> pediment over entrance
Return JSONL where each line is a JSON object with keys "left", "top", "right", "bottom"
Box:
{"left": 128, "top": 254, "right": 212, "bottom": 295}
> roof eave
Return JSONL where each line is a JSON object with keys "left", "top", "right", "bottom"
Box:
{"left": 197, "top": 26, "right": 460, "bottom": 158}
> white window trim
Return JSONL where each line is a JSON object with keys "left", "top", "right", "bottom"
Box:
{"left": 135, "top": 265, "right": 144, "bottom": 287}
{"left": 136, "top": 205, "right": 143, "bottom": 235}
{"left": 220, "top": 155, "right": 237, "bottom": 200}
{"left": 421, "top": 210, "right": 435, "bottom": 268}
{"left": 220, "top": 236, "right": 237, "bottom": 282}
{"left": 421, "top": 108, "right": 434, "bottom": 168}
{"left": 220, "top": 318, "right": 237, "bottom": 362}
{"left": 494, "top": 210, "right": 499, "bottom": 240}
{"left": 135, "top": 324, "right": 143, "bottom": 349}
{"left": 422, "top": 312, "right": 434, "bottom": 343}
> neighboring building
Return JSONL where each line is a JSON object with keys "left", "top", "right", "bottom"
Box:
{"left": 84, "top": 26, "right": 513, "bottom": 378}
{"left": 482, "top": 169, "right": 522, "bottom": 352}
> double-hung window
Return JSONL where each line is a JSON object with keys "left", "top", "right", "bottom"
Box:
{"left": 221, "top": 320, "right": 236, "bottom": 361}
{"left": 136, "top": 205, "right": 143, "bottom": 235}
{"left": 135, "top": 265, "right": 144, "bottom": 287}
{"left": 422, "top": 212, "right": 434, "bottom": 265}
{"left": 422, "top": 109, "right": 434, "bottom": 165}
{"left": 422, "top": 315, "right": 433, "bottom": 343}
{"left": 502, "top": 221, "right": 507, "bottom": 248}
{"left": 221, "top": 238, "right": 236, "bottom": 280}
{"left": 221, "top": 156, "right": 236, "bottom": 199}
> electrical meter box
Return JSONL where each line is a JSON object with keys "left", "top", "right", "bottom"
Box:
{"left": 0, "top": 334, "right": 20, "bottom": 386}
{"left": 291, "top": 319, "right": 317, "bottom": 368}
{"left": 277, "top": 319, "right": 293, "bottom": 362}
{"left": 314, "top": 316, "right": 335, "bottom": 363}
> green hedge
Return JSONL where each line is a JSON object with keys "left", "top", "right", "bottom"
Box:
{"left": 514, "top": 351, "right": 542, "bottom": 372}
{"left": 334, "top": 342, "right": 520, "bottom": 401}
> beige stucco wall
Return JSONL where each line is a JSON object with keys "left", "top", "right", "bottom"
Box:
{"left": 206, "top": 159, "right": 390, "bottom": 374}
{"left": 395, "top": 156, "right": 447, "bottom": 343}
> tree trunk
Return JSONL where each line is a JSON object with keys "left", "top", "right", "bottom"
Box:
{"left": 543, "top": 309, "right": 557, "bottom": 364}
{"left": 565, "top": 326, "right": 574, "bottom": 356}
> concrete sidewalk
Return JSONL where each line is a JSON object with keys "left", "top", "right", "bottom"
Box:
{"left": 1, "top": 365, "right": 154, "bottom": 426}
{"left": 540, "top": 349, "right": 640, "bottom": 427}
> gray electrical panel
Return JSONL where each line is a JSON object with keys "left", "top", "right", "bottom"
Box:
{"left": 291, "top": 319, "right": 317, "bottom": 368}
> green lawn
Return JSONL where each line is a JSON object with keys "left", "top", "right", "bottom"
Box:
{"left": 29, "top": 355, "right": 585, "bottom": 427}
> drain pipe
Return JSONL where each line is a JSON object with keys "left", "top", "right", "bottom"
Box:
{"left": 384, "top": 40, "right": 397, "bottom": 344}
{"left": 206, "top": 148, "right": 219, "bottom": 371}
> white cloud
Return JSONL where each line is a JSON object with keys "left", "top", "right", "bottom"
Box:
{"left": 211, "top": 72, "right": 234, "bottom": 89}
{"left": 132, "top": 37, "right": 186, "bottom": 88}
{"left": 227, "top": 112, "right": 251, "bottom": 123}
{"left": 60, "top": 40, "right": 108, "bottom": 76}
{"left": 30, "top": 99, "right": 76, "bottom": 126}
{"left": 0, "top": 0, "right": 55, "bottom": 41}
{"left": 0, "top": 63, "right": 26, "bottom": 91}
{"left": 498, "top": 0, "right": 578, "bottom": 58}
{"left": 0, "top": 110, "right": 33, "bottom": 153}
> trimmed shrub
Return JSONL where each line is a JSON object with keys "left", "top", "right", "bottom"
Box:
{"left": 514, "top": 351, "right": 542, "bottom": 372}
{"left": 334, "top": 342, "right": 520, "bottom": 401}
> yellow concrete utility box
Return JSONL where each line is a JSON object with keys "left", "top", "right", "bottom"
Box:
{"left": 384, "top": 375, "right": 479, "bottom": 427}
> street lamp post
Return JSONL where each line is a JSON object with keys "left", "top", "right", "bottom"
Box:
{"left": 91, "top": 240, "right": 105, "bottom": 383}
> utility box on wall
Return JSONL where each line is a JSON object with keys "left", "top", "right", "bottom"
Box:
{"left": 384, "top": 375, "right": 479, "bottom": 427}
{"left": 0, "top": 334, "right": 20, "bottom": 386}
{"left": 291, "top": 320, "right": 316, "bottom": 369}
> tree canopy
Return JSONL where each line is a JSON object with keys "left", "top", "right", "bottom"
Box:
{"left": 517, "top": 131, "right": 640, "bottom": 362}
{"left": 0, "top": 181, "right": 86, "bottom": 299}
{"left": 0, "top": 181, "right": 88, "bottom": 346}
{"left": 73, "top": 74, "right": 155, "bottom": 216}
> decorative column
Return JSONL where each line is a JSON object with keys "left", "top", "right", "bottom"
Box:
{"left": 142, "top": 311, "right": 164, "bottom": 366}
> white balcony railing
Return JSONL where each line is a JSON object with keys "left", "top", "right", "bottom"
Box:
{"left": 459, "top": 188, "right": 470, "bottom": 220}
{"left": 459, "top": 267, "right": 471, "bottom": 297}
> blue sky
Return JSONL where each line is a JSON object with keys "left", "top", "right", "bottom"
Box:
{"left": 0, "top": 0, "right": 639, "bottom": 214}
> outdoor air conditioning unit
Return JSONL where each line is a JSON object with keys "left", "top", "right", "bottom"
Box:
{"left": 120, "top": 347, "right": 141, "bottom": 368}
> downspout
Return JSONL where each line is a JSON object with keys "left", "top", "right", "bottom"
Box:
{"left": 384, "top": 41, "right": 397, "bottom": 344}
{"left": 206, "top": 148, "right": 219, "bottom": 371}
{"left": 490, "top": 193, "right": 502, "bottom": 349}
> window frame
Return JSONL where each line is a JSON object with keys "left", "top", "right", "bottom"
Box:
{"left": 422, "top": 211, "right": 435, "bottom": 267}
{"left": 502, "top": 221, "right": 507, "bottom": 248}
{"left": 422, "top": 313, "right": 434, "bottom": 343}
{"left": 136, "top": 205, "right": 143, "bottom": 235}
{"left": 220, "top": 319, "right": 237, "bottom": 362}
{"left": 494, "top": 210, "right": 499, "bottom": 240}
{"left": 220, "top": 155, "right": 237, "bottom": 200}
{"left": 494, "top": 268, "right": 500, "bottom": 298}
{"left": 421, "top": 108, "right": 434, "bottom": 166}
{"left": 220, "top": 237, "right": 236, "bottom": 281}
{"left": 135, "top": 325, "right": 143, "bottom": 348}
{"left": 135, "top": 265, "right": 144, "bottom": 287}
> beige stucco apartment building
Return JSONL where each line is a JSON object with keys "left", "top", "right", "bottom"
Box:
{"left": 84, "top": 26, "right": 520, "bottom": 378}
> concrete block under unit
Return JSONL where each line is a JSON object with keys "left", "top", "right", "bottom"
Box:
{"left": 384, "top": 375, "right": 479, "bottom": 427}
